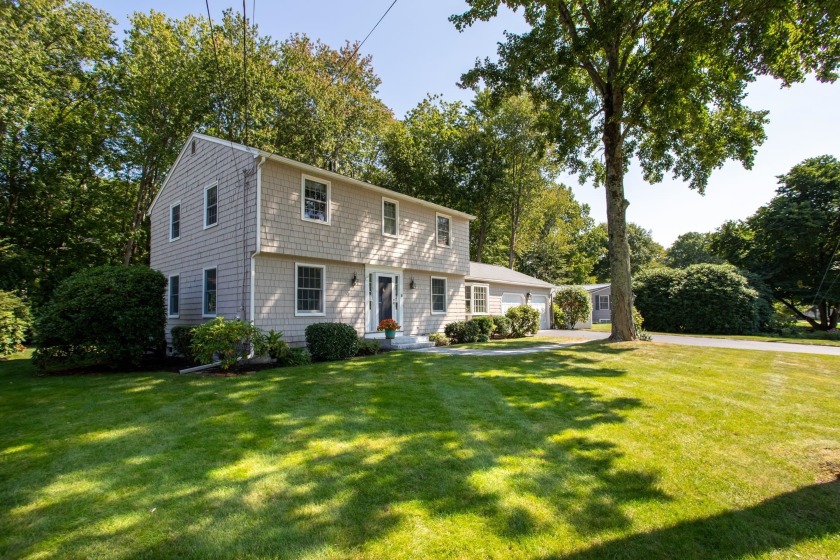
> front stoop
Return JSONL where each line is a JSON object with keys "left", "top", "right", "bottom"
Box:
{"left": 381, "top": 335, "right": 435, "bottom": 350}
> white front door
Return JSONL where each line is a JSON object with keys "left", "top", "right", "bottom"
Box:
{"left": 529, "top": 295, "right": 549, "bottom": 330}
{"left": 368, "top": 271, "right": 402, "bottom": 333}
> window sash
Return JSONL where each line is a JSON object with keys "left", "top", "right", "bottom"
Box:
{"left": 436, "top": 215, "right": 450, "bottom": 247}
{"left": 203, "top": 268, "right": 216, "bottom": 315}
{"left": 464, "top": 285, "right": 471, "bottom": 314}
{"left": 205, "top": 185, "right": 218, "bottom": 227}
{"left": 473, "top": 286, "right": 488, "bottom": 314}
{"left": 303, "top": 178, "right": 328, "bottom": 222}
{"left": 598, "top": 295, "right": 610, "bottom": 310}
{"left": 168, "top": 275, "right": 179, "bottom": 316}
{"left": 431, "top": 278, "right": 446, "bottom": 313}
{"left": 170, "top": 204, "right": 180, "bottom": 240}
{"left": 383, "top": 200, "right": 397, "bottom": 235}
{"left": 296, "top": 265, "right": 324, "bottom": 313}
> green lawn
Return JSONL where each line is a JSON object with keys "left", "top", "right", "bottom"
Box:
{"left": 587, "top": 322, "right": 840, "bottom": 347}
{"left": 1, "top": 343, "right": 839, "bottom": 559}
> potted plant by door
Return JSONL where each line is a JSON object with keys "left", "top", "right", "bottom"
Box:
{"left": 377, "top": 318, "right": 401, "bottom": 339}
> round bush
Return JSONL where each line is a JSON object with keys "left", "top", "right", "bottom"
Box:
{"left": 633, "top": 267, "right": 684, "bottom": 332}
{"left": 491, "top": 315, "right": 512, "bottom": 338}
{"left": 470, "top": 316, "right": 496, "bottom": 337}
{"left": 33, "top": 265, "right": 166, "bottom": 370}
{"left": 463, "top": 319, "right": 482, "bottom": 343}
{"left": 305, "top": 322, "right": 360, "bottom": 361}
{"left": 506, "top": 304, "right": 541, "bottom": 338}
{"left": 553, "top": 286, "right": 591, "bottom": 329}
{"left": 444, "top": 321, "right": 467, "bottom": 344}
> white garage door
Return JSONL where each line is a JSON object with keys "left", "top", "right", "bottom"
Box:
{"left": 529, "top": 295, "right": 550, "bottom": 330}
{"left": 501, "top": 293, "right": 524, "bottom": 314}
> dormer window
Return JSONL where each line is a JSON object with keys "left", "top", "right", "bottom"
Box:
{"left": 301, "top": 175, "right": 330, "bottom": 224}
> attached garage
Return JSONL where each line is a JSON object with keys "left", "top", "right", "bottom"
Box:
{"left": 466, "top": 262, "right": 555, "bottom": 330}
{"left": 528, "top": 295, "right": 550, "bottom": 330}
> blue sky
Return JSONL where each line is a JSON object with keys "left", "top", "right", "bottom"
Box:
{"left": 94, "top": 0, "right": 840, "bottom": 246}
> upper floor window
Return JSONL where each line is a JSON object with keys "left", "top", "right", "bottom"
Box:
{"left": 295, "top": 264, "right": 325, "bottom": 316}
{"left": 382, "top": 198, "right": 399, "bottom": 237}
{"left": 598, "top": 294, "right": 610, "bottom": 310}
{"left": 203, "top": 267, "right": 217, "bottom": 317}
{"left": 436, "top": 213, "right": 451, "bottom": 247}
{"left": 204, "top": 184, "right": 218, "bottom": 228}
{"left": 170, "top": 202, "right": 181, "bottom": 241}
{"left": 168, "top": 275, "right": 180, "bottom": 317}
{"left": 301, "top": 175, "right": 330, "bottom": 224}
{"left": 431, "top": 277, "right": 447, "bottom": 314}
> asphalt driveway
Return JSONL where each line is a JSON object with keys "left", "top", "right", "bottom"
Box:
{"left": 542, "top": 329, "right": 840, "bottom": 357}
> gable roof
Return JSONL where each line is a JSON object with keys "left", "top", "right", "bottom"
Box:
{"left": 147, "top": 132, "right": 476, "bottom": 220}
{"left": 578, "top": 283, "right": 611, "bottom": 292}
{"left": 466, "top": 262, "right": 555, "bottom": 289}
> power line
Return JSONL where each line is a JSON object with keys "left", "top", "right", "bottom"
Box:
{"left": 242, "top": 0, "right": 248, "bottom": 146}
{"left": 331, "top": 0, "right": 398, "bottom": 85}
{"left": 809, "top": 236, "right": 840, "bottom": 312}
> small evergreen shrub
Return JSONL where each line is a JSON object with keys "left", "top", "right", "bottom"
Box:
{"left": 444, "top": 321, "right": 467, "bottom": 344}
{"left": 254, "top": 329, "right": 288, "bottom": 360}
{"left": 553, "top": 286, "right": 592, "bottom": 329}
{"left": 506, "top": 304, "right": 541, "bottom": 337}
{"left": 491, "top": 315, "right": 512, "bottom": 338}
{"left": 356, "top": 338, "right": 381, "bottom": 356}
{"left": 170, "top": 325, "right": 198, "bottom": 363}
{"left": 463, "top": 319, "right": 482, "bottom": 343}
{"left": 191, "top": 317, "right": 260, "bottom": 370}
{"left": 476, "top": 333, "right": 490, "bottom": 343}
{"left": 305, "top": 322, "right": 360, "bottom": 361}
{"left": 470, "top": 316, "right": 496, "bottom": 337}
{"left": 277, "top": 346, "right": 311, "bottom": 367}
{"left": 0, "top": 290, "right": 31, "bottom": 357}
{"left": 428, "top": 333, "right": 450, "bottom": 346}
{"left": 33, "top": 265, "right": 166, "bottom": 370}
{"left": 633, "top": 306, "right": 652, "bottom": 341}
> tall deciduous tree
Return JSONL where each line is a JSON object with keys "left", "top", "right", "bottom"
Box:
{"left": 665, "top": 232, "right": 723, "bottom": 268}
{"left": 586, "top": 222, "right": 664, "bottom": 283}
{"left": 452, "top": 0, "right": 840, "bottom": 340}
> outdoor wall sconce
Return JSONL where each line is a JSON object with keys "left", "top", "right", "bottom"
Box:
{"left": 351, "top": 272, "right": 358, "bottom": 287}
{"left": 409, "top": 277, "right": 416, "bottom": 290}
{"left": 526, "top": 292, "right": 532, "bottom": 302}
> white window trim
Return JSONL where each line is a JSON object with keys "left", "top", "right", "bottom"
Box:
{"left": 202, "top": 266, "right": 217, "bottom": 318}
{"left": 382, "top": 196, "right": 399, "bottom": 238}
{"left": 466, "top": 283, "right": 490, "bottom": 315}
{"left": 435, "top": 212, "right": 451, "bottom": 248}
{"left": 430, "top": 276, "right": 448, "bottom": 315}
{"left": 294, "top": 263, "right": 326, "bottom": 317}
{"left": 300, "top": 174, "right": 331, "bottom": 226}
{"left": 168, "top": 273, "right": 180, "bottom": 318}
{"left": 169, "top": 201, "right": 181, "bottom": 242}
{"left": 203, "top": 182, "right": 218, "bottom": 230}
{"left": 598, "top": 294, "right": 610, "bottom": 310}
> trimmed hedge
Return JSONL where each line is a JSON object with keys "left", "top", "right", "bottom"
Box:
{"left": 470, "top": 316, "right": 495, "bottom": 337}
{"left": 0, "top": 290, "right": 31, "bottom": 357}
{"left": 305, "top": 322, "right": 359, "bottom": 361}
{"left": 33, "top": 265, "right": 166, "bottom": 370}
{"left": 444, "top": 321, "right": 467, "bottom": 344}
{"left": 634, "top": 264, "right": 767, "bottom": 335}
{"left": 506, "top": 304, "right": 541, "bottom": 338}
{"left": 554, "top": 286, "right": 592, "bottom": 329}
{"left": 491, "top": 315, "right": 512, "bottom": 338}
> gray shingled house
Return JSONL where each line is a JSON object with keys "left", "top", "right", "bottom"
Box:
{"left": 148, "top": 133, "right": 554, "bottom": 348}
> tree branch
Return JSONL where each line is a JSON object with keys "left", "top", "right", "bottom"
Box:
{"left": 556, "top": 1, "right": 606, "bottom": 94}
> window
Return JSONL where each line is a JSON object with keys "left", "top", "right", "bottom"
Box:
{"left": 170, "top": 202, "right": 180, "bottom": 241}
{"left": 204, "top": 184, "right": 218, "bottom": 228}
{"left": 168, "top": 275, "right": 179, "bottom": 317}
{"left": 465, "top": 284, "right": 489, "bottom": 315}
{"left": 295, "top": 264, "right": 325, "bottom": 316}
{"left": 431, "top": 277, "right": 447, "bottom": 314}
{"left": 301, "top": 175, "right": 330, "bottom": 224}
{"left": 382, "top": 198, "right": 399, "bottom": 237}
{"left": 203, "top": 268, "right": 217, "bottom": 316}
{"left": 598, "top": 294, "right": 610, "bottom": 310}
{"left": 436, "top": 213, "right": 451, "bottom": 247}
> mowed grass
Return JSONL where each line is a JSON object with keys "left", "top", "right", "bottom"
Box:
{"left": 587, "top": 322, "right": 840, "bottom": 347}
{"left": 1, "top": 343, "right": 839, "bottom": 559}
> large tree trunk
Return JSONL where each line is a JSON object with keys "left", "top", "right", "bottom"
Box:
{"left": 603, "top": 86, "right": 636, "bottom": 342}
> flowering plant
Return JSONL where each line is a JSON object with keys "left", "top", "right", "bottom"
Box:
{"left": 377, "top": 318, "right": 401, "bottom": 331}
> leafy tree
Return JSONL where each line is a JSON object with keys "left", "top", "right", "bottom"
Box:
{"left": 553, "top": 286, "right": 591, "bottom": 329}
{"left": 452, "top": 0, "right": 840, "bottom": 340}
{"left": 664, "top": 232, "right": 723, "bottom": 268}
{"left": 587, "top": 223, "right": 664, "bottom": 282}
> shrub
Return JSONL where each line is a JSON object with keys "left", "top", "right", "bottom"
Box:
{"left": 253, "top": 329, "right": 288, "bottom": 360}
{"left": 356, "top": 338, "right": 381, "bottom": 356}
{"left": 633, "top": 306, "right": 652, "bottom": 341}
{"left": 305, "top": 322, "right": 360, "bottom": 361}
{"left": 444, "top": 321, "right": 467, "bottom": 344}
{"left": 428, "top": 333, "right": 450, "bottom": 346}
{"left": 470, "top": 316, "right": 496, "bottom": 337}
{"left": 192, "top": 317, "right": 260, "bottom": 370}
{"left": 491, "top": 315, "right": 511, "bottom": 338}
{"left": 0, "top": 290, "right": 31, "bottom": 357}
{"left": 463, "top": 319, "right": 482, "bottom": 343}
{"left": 33, "top": 265, "right": 166, "bottom": 370}
{"left": 476, "top": 333, "right": 490, "bottom": 343}
{"left": 506, "top": 304, "right": 541, "bottom": 338}
{"left": 277, "top": 346, "right": 311, "bottom": 367}
{"left": 170, "top": 325, "right": 198, "bottom": 363}
{"left": 633, "top": 268, "right": 684, "bottom": 332}
{"left": 553, "top": 286, "right": 592, "bottom": 329}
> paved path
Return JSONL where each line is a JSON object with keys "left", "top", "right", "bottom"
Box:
{"left": 542, "top": 329, "right": 840, "bottom": 357}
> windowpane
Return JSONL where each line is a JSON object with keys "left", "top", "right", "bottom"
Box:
{"left": 464, "top": 285, "right": 471, "bottom": 314}
{"left": 432, "top": 278, "right": 446, "bottom": 312}
{"left": 170, "top": 204, "right": 180, "bottom": 239}
{"left": 205, "top": 185, "right": 217, "bottom": 226}
{"left": 304, "top": 179, "right": 328, "bottom": 222}
{"left": 169, "top": 276, "right": 179, "bottom": 316}
{"left": 297, "top": 266, "right": 323, "bottom": 313}
{"left": 383, "top": 200, "right": 397, "bottom": 235}
{"left": 474, "top": 286, "right": 487, "bottom": 314}
{"left": 204, "top": 269, "right": 216, "bottom": 315}
{"left": 437, "top": 215, "right": 450, "bottom": 246}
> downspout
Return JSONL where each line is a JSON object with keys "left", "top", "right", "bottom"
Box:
{"left": 250, "top": 155, "right": 266, "bottom": 329}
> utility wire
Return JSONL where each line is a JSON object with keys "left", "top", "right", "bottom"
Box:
{"left": 330, "top": 0, "right": 398, "bottom": 85}
{"left": 809, "top": 236, "right": 840, "bottom": 313}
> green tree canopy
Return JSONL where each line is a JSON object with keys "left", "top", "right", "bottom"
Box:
{"left": 664, "top": 232, "right": 723, "bottom": 268}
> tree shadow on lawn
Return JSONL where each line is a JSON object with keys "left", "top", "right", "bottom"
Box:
{"left": 2, "top": 348, "right": 664, "bottom": 558}
{"left": 550, "top": 480, "right": 840, "bottom": 560}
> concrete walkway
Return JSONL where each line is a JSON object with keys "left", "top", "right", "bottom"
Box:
{"left": 543, "top": 329, "right": 840, "bottom": 357}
